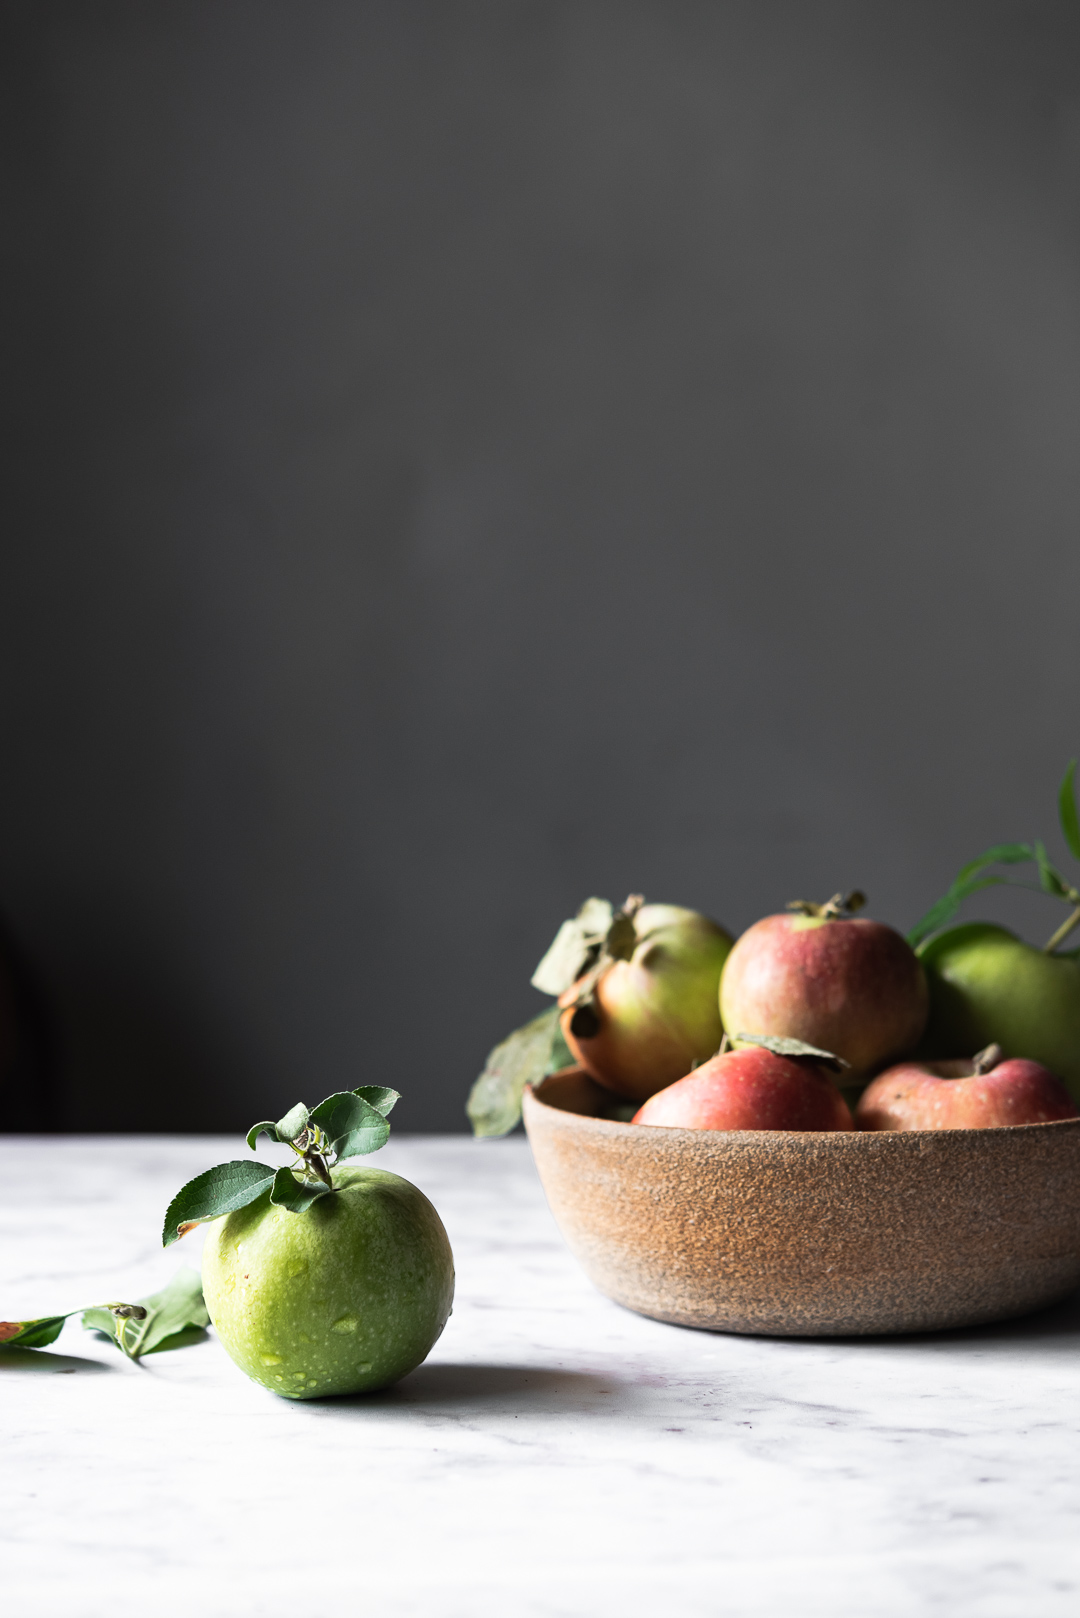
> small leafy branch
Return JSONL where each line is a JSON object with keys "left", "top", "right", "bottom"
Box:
{"left": 0, "top": 1269, "right": 208, "bottom": 1360}
{"left": 161, "top": 1086, "right": 400, "bottom": 1247}
{"left": 908, "top": 758, "right": 1080, "bottom": 952}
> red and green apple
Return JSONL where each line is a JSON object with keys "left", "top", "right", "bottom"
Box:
{"left": 856, "top": 1043, "right": 1077, "bottom": 1130}
{"left": 632, "top": 1044, "right": 853, "bottom": 1132}
{"left": 558, "top": 900, "right": 734, "bottom": 1102}
{"left": 719, "top": 894, "right": 927, "bottom": 1081}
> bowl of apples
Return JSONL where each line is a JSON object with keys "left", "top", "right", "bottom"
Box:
{"left": 473, "top": 792, "right": 1080, "bottom": 1335}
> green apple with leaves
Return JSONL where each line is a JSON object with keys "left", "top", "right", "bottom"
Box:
{"left": 163, "top": 1088, "right": 454, "bottom": 1399}
{"left": 909, "top": 759, "right": 1080, "bottom": 1101}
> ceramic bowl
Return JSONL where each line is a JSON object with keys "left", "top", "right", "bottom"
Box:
{"left": 522, "top": 1067, "right": 1080, "bottom": 1336}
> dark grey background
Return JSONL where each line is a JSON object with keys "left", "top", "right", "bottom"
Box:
{"left": 3, "top": 1, "right": 1079, "bottom": 1132}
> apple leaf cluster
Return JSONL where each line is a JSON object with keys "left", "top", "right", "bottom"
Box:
{"left": 467, "top": 893, "right": 634, "bottom": 1138}
{"left": 531, "top": 897, "right": 619, "bottom": 995}
{"left": 532, "top": 895, "right": 643, "bottom": 1027}
{"left": 0, "top": 1268, "right": 208, "bottom": 1359}
{"left": 908, "top": 759, "right": 1080, "bottom": 952}
{"left": 161, "top": 1086, "right": 400, "bottom": 1247}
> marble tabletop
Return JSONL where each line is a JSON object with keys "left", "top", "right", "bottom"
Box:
{"left": 2, "top": 1134, "right": 1079, "bottom": 1617}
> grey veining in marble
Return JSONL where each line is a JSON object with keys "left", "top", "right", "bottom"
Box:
{"left": 3, "top": 1135, "right": 1080, "bottom": 1616}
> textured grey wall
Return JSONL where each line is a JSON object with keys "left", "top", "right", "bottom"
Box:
{"left": 3, "top": 1, "right": 1080, "bottom": 1131}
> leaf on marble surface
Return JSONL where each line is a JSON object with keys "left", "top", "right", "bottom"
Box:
{"left": 162, "top": 1159, "right": 276, "bottom": 1247}
{"left": 467, "top": 1005, "right": 574, "bottom": 1138}
{"left": 2, "top": 1272, "right": 210, "bottom": 1358}
{"left": 83, "top": 1269, "right": 209, "bottom": 1358}
{"left": 0, "top": 1313, "right": 73, "bottom": 1348}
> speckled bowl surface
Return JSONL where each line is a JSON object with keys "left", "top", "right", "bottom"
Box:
{"left": 522, "top": 1068, "right": 1080, "bottom": 1336}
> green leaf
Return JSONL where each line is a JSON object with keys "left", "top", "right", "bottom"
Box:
{"left": 309, "top": 1089, "right": 361, "bottom": 1134}
{"left": 549, "top": 1019, "right": 574, "bottom": 1072}
{"left": 604, "top": 907, "right": 638, "bottom": 962}
{"left": 2, "top": 1275, "right": 210, "bottom": 1359}
{"left": 530, "top": 897, "right": 613, "bottom": 995}
{"left": 307, "top": 1090, "right": 389, "bottom": 1158}
{"left": 246, "top": 1120, "right": 281, "bottom": 1150}
{"left": 83, "top": 1269, "right": 210, "bottom": 1359}
{"left": 913, "top": 875, "right": 1016, "bottom": 942}
{"left": 352, "top": 1086, "right": 400, "bottom": 1118}
{"left": 0, "top": 1313, "right": 73, "bottom": 1348}
{"left": 162, "top": 1160, "right": 276, "bottom": 1248}
{"left": 906, "top": 843, "right": 1038, "bottom": 947}
{"left": 466, "top": 1005, "right": 570, "bottom": 1138}
{"left": 80, "top": 1305, "right": 137, "bottom": 1347}
{"left": 1060, "top": 759, "right": 1080, "bottom": 863}
{"left": 952, "top": 842, "right": 1036, "bottom": 883}
{"left": 905, "top": 893, "right": 958, "bottom": 948}
{"left": 275, "top": 1103, "right": 310, "bottom": 1142}
{"left": 733, "top": 1031, "right": 850, "bottom": 1073}
{"left": 1034, "top": 840, "right": 1070, "bottom": 898}
{"left": 268, "top": 1166, "right": 331, "bottom": 1213}
{"left": 333, "top": 1101, "right": 391, "bottom": 1160}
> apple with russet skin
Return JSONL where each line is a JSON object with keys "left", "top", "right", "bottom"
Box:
{"left": 856, "top": 1043, "right": 1078, "bottom": 1130}
{"left": 632, "top": 1046, "right": 853, "bottom": 1131}
{"left": 201, "top": 1165, "right": 454, "bottom": 1400}
{"left": 917, "top": 923, "right": 1080, "bottom": 1102}
{"left": 560, "top": 903, "right": 734, "bottom": 1103}
{"left": 719, "top": 896, "right": 928, "bottom": 1081}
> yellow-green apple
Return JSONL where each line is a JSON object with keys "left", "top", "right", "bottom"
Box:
{"left": 558, "top": 903, "right": 733, "bottom": 1102}
{"left": 632, "top": 1046, "right": 853, "bottom": 1131}
{"left": 917, "top": 923, "right": 1080, "bottom": 1101}
{"left": 201, "top": 1166, "right": 454, "bottom": 1399}
{"left": 856, "top": 1043, "right": 1078, "bottom": 1130}
{"left": 719, "top": 897, "right": 928, "bottom": 1081}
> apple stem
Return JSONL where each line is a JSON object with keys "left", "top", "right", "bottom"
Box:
{"left": 1044, "top": 904, "right": 1080, "bottom": 954}
{"left": 971, "top": 1043, "right": 1003, "bottom": 1076}
{"left": 787, "top": 891, "right": 866, "bottom": 920}
{"left": 303, "top": 1150, "right": 334, "bottom": 1189}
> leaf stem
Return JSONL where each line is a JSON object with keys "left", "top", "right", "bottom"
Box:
{"left": 1045, "top": 904, "right": 1080, "bottom": 954}
{"left": 127, "top": 1310, "right": 153, "bottom": 1358}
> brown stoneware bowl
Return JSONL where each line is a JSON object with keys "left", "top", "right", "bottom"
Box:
{"left": 522, "top": 1067, "right": 1080, "bottom": 1336}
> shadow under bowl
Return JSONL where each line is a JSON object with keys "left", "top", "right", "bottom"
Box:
{"left": 523, "top": 1068, "right": 1080, "bottom": 1336}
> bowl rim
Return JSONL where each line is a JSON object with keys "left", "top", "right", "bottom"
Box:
{"left": 525, "top": 1070, "right": 1080, "bottom": 1145}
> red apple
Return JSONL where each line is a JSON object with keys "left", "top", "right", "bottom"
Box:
{"left": 856, "top": 1044, "right": 1079, "bottom": 1131}
{"left": 632, "top": 1046, "right": 854, "bottom": 1132}
{"left": 719, "top": 896, "right": 928, "bottom": 1081}
{"left": 559, "top": 903, "right": 733, "bottom": 1102}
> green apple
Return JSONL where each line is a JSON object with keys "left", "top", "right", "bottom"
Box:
{"left": 917, "top": 922, "right": 1080, "bottom": 1100}
{"left": 201, "top": 1165, "right": 454, "bottom": 1400}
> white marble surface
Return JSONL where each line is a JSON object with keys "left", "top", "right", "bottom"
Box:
{"left": 3, "top": 1135, "right": 1080, "bottom": 1616}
